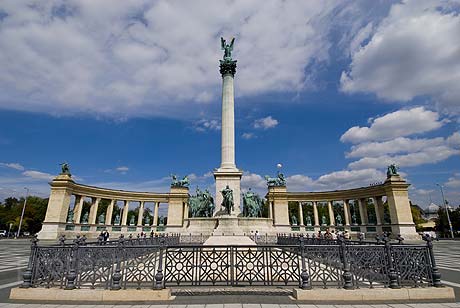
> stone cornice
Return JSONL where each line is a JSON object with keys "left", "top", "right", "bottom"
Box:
{"left": 284, "top": 184, "right": 388, "bottom": 202}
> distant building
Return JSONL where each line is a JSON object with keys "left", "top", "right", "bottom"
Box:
{"left": 424, "top": 203, "right": 440, "bottom": 221}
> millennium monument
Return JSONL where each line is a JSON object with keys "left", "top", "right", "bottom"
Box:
{"left": 14, "top": 37, "right": 454, "bottom": 304}
{"left": 38, "top": 38, "right": 419, "bottom": 241}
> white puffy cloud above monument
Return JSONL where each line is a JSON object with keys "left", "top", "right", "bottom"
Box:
{"left": 0, "top": 0, "right": 392, "bottom": 119}
{"left": 341, "top": 0, "right": 460, "bottom": 115}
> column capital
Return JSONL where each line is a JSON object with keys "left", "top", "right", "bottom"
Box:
{"left": 219, "top": 59, "right": 237, "bottom": 77}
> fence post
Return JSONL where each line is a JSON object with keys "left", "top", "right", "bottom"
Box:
{"left": 338, "top": 235, "right": 353, "bottom": 289}
{"left": 154, "top": 239, "right": 165, "bottom": 289}
{"left": 65, "top": 237, "right": 79, "bottom": 290}
{"left": 422, "top": 234, "right": 442, "bottom": 287}
{"left": 58, "top": 234, "right": 66, "bottom": 246}
{"left": 21, "top": 235, "right": 39, "bottom": 288}
{"left": 299, "top": 234, "right": 311, "bottom": 289}
{"left": 384, "top": 235, "right": 400, "bottom": 289}
{"left": 111, "top": 235, "right": 124, "bottom": 290}
{"left": 396, "top": 234, "right": 404, "bottom": 244}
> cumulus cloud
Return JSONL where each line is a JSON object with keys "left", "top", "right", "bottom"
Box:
{"left": 241, "top": 172, "right": 266, "bottom": 190}
{"left": 341, "top": 107, "right": 446, "bottom": 144}
{"left": 253, "top": 116, "right": 279, "bottom": 130}
{"left": 194, "top": 119, "right": 221, "bottom": 132}
{"left": 22, "top": 170, "right": 54, "bottom": 181}
{"left": 241, "top": 133, "right": 255, "bottom": 140}
{"left": 446, "top": 173, "right": 460, "bottom": 188}
{"left": 0, "top": 0, "right": 366, "bottom": 119}
{"left": 341, "top": 0, "right": 460, "bottom": 115}
{"left": 0, "top": 162, "right": 25, "bottom": 171}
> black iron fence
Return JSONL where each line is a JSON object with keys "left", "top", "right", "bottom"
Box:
{"left": 20, "top": 233, "right": 442, "bottom": 291}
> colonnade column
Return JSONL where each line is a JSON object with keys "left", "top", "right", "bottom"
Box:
{"left": 137, "top": 201, "right": 145, "bottom": 226}
{"left": 184, "top": 202, "right": 189, "bottom": 220}
{"left": 313, "top": 201, "right": 319, "bottom": 226}
{"left": 327, "top": 201, "right": 335, "bottom": 226}
{"left": 105, "top": 199, "right": 115, "bottom": 225}
{"left": 73, "top": 195, "right": 84, "bottom": 223}
{"left": 122, "top": 200, "right": 129, "bottom": 226}
{"left": 153, "top": 202, "right": 159, "bottom": 226}
{"left": 89, "top": 197, "right": 100, "bottom": 224}
{"left": 375, "top": 196, "right": 385, "bottom": 224}
{"left": 343, "top": 199, "right": 351, "bottom": 226}
{"left": 373, "top": 197, "right": 382, "bottom": 225}
{"left": 358, "top": 198, "right": 368, "bottom": 225}
{"left": 268, "top": 201, "right": 273, "bottom": 219}
{"left": 298, "top": 202, "right": 304, "bottom": 226}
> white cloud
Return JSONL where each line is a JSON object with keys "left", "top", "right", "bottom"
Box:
{"left": 341, "top": 107, "right": 446, "bottom": 144}
{"left": 341, "top": 0, "right": 460, "bottom": 115}
{"left": 241, "top": 172, "right": 266, "bottom": 191}
{"left": 242, "top": 132, "right": 255, "bottom": 140}
{"left": 116, "top": 166, "right": 129, "bottom": 174}
{"left": 0, "top": 1, "right": 360, "bottom": 119}
{"left": 0, "top": 162, "right": 25, "bottom": 171}
{"left": 446, "top": 174, "right": 460, "bottom": 188}
{"left": 346, "top": 137, "right": 445, "bottom": 158}
{"left": 348, "top": 146, "right": 459, "bottom": 170}
{"left": 253, "top": 116, "right": 279, "bottom": 130}
{"left": 22, "top": 170, "right": 54, "bottom": 181}
{"left": 194, "top": 119, "right": 221, "bottom": 132}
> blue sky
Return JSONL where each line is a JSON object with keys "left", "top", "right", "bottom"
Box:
{"left": 0, "top": 0, "right": 459, "bottom": 209}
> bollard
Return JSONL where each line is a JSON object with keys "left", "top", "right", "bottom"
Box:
{"left": 299, "top": 235, "right": 311, "bottom": 289}
{"left": 383, "top": 234, "right": 400, "bottom": 289}
{"left": 154, "top": 239, "right": 165, "bottom": 289}
{"left": 21, "top": 235, "right": 39, "bottom": 288}
{"left": 422, "top": 234, "right": 442, "bottom": 287}
{"left": 65, "top": 237, "right": 79, "bottom": 290}
{"left": 338, "top": 234, "right": 353, "bottom": 289}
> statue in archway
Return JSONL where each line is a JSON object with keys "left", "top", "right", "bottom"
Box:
{"left": 67, "top": 210, "right": 74, "bottom": 223}
{"left": 98, "top": 213, "right": 105, "bottom": 224}
{"left": 221, "top": 185, "right": 234, "bottom": 215}
{"left": 129, "top": 215, "right": 135, "bottom": 226}
{"left": 114, "top": 214, "right": 120, "bottom": 225}
{"left": 306, "top": 215, "right": 312, "bottom": 226}
{"left": 321, "top": 215, "right": 327, "bottom": 226}
{"left": 144, "top": 215, "right": 150, "bottom": 226}
{"left": 81, "top": 212, "right": 89, "bottom": 224}
{"left": 242, "top": 188, "right": 264, "bottom": 217}
{"left": 336, "top": 213, "right": 342, "bottom": 225}
{"left": 291, "top": 215, "right": 298, "bottom": 226}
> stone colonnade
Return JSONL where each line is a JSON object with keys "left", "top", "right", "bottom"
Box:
{"left": 267, "top": 174, "right": 418, "bottom": 239}
{"left": 38, "top": 174, "right": 188, "bottom": 240}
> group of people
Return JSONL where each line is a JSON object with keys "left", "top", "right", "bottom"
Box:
{"left": 313, "top": 229, "right": 350, "bottom": 240}
{"left": 97, "top": 230, "right": 110, "bottom": 242}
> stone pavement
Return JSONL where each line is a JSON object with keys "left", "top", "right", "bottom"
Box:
{"left": 0, "top": 303, "right": 459, "bottom": 308}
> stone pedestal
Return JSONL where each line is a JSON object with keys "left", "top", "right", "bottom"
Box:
{"left": 214, "top": 169, "right": 243, "bottom": 215}
{"left": 167, "top": 186, "right": 189, "bottom": 228}
{"left": 384, "top": 175, "right": 420, "bottom": 240}
{"left": 267, "top": 186, "right": 290, "bottom": 230}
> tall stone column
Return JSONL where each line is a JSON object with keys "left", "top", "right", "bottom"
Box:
{"left": 358, "top": 198, "right": 368, "bottom": 225}
{"left": 105, "top": 199, "right": 115, "bottom": 225}
{"left": 298, "top": 202, "right": 304, "bottom": 226}
{"left": 313, "top": 201, "right": 319, "bottom": 226}
{"left": 73, "top": 195, "right": 84, "bottom": 224}
{"left": 375, "top": 196, "right": 385, "bottom": 224}
{"left": 328, "top": 201, "right": 335, "bottom": 226}
{"left": 137, "top": 201, "right": 145, "bottom": 226}
{"left": 214, "top": 51, "right": 242, "bottom": 215}
{"left": 88, "top": 197, "right": 100, "bottom": 225}
{"left": 122, "top": 200, "right": 129, "bottom": 226}
{"left": 153, "top": 202, "right": 159, "bottom": 227}
{"left": 343, "top": 199, "right": 351, "bottom": 226}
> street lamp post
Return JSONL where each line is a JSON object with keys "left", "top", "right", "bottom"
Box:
{"left": 16, "top": 187, "right": 29, "bottom": 239}
{"left": 436, "top": 183, "right": 454, "bottom": 239}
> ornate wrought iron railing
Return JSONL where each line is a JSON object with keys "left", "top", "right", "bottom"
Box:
{"left": 20, "top": 234, "right": 442, "bottom": 291}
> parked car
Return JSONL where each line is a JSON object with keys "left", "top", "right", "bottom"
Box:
{"left": 0, "top": 230, "right": 7, "bottom": 237}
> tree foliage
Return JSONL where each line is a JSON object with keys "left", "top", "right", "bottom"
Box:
{"left": 0, "top": 196, "right": 48, "bottom": 235}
